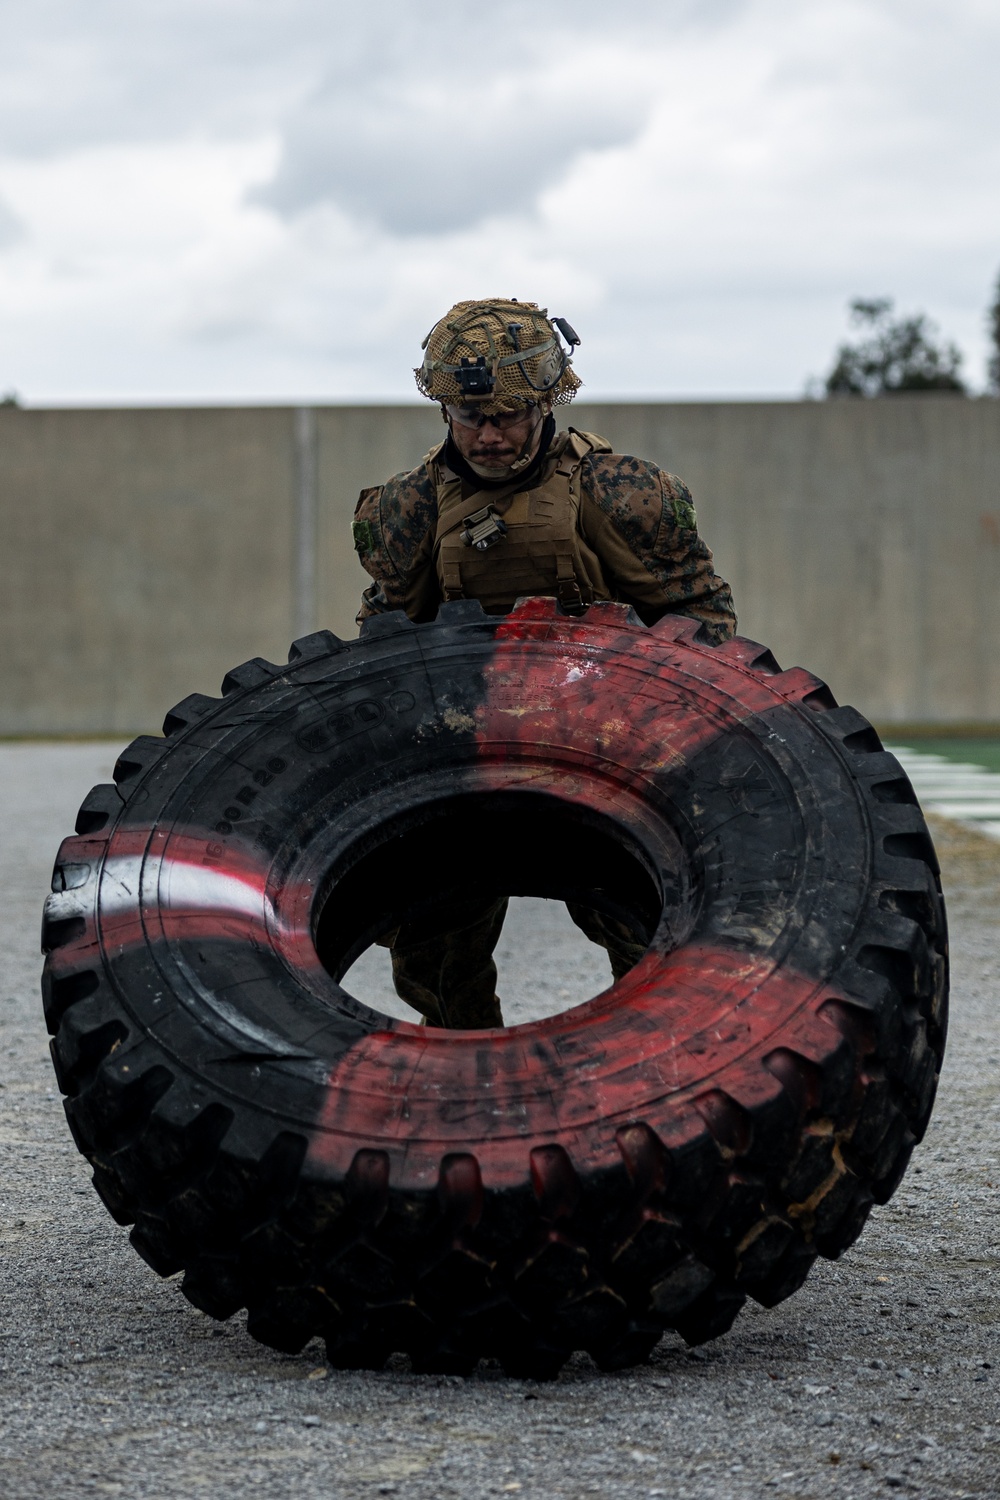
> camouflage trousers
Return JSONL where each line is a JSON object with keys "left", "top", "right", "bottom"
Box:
{"left": 380, "top": 898, "right": 647, "bottom": 1030}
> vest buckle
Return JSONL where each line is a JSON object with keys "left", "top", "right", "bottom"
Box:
{"left": 460, "top": 506, "right": 508, "bottom": 552}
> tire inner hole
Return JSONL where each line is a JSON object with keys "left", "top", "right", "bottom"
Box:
{"left": 313, "top": 790, "right": 684, "bottom": 1027}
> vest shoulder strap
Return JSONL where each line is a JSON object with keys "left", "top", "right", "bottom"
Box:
{"left": 554, "top": 428, "right": 613, "bottom": 476}
{"left": 566, "top": 427, "right": 613, "bottom": 456}
{"left": 422, "top": 438, "right": 449, "bottom": 483}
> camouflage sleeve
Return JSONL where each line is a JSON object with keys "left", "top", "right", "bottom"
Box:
{"left": 352, "top": 463, "right": 440, "bottom": 625}
{"left": 580, "top": 454, "right": 737, "bottom": 643}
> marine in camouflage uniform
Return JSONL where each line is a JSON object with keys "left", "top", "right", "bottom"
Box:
{"left": 353, "top": 299, "right": 737, "bottom": 1030}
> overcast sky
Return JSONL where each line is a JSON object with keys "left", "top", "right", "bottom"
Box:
{"left": 1, "top": 0, "right": 998, "bottom": 402}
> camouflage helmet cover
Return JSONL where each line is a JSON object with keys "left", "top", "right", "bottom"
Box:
{"left": 415, "top": 298, "right": 582, "bottom": 413}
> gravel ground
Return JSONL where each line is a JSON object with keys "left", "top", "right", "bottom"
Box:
{"left": 1, "top": 744, "right": 997, "bottom": 1500}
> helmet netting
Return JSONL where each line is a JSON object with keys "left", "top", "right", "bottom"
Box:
{"left": 415, "top": 298, "right": 581, "bottom": 411}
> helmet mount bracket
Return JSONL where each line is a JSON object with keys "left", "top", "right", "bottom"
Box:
{"left": 455, "top": 357, "right": 496, "bottom": 397}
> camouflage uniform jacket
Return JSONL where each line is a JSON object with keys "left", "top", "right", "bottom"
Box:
{"left": 352, "top": 428, "right": 736, "bottom": 641}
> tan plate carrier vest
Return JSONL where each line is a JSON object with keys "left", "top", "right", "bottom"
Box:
{"left": 430, "top": 429, "right": 614, "bottom": 616}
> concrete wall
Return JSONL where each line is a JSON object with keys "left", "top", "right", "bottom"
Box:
{"left": 1, "top": 398, "right": 998, "bottom": 734}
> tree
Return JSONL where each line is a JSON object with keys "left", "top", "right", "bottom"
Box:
{"left": 988, "top": 272, "right": 1000, "bottom": 394}
{"left": 825, "top": 298, "right": 966, "bottom": 397}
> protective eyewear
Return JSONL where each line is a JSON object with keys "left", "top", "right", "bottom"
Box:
{"left": 445, "top": 403, "right": 538, "bottom": 431}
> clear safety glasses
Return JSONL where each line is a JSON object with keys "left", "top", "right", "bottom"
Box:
{"left": 445, "top": 403, "right": 538, "bottom": 431}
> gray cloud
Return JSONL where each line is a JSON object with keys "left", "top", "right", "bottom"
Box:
{"left": 0, "top": 0, "right": 733, "bottom": 156}
{"left": 255, "top": 68, "right": 647, "bottom": 233}
{"left": 246, "top": 2, "right": 723, "bottom": 232}
{"left": 245, "top": 1, "right": 746, "bottom": 233}
{"left": 0, "top": 1, "right": 740, "bottom": 238}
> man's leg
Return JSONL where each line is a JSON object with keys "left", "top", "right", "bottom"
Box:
{"left": 387, "top": 897, "right": 509, "bottom": 1028}
{"left": 564, "top": 902, "right": 648, "bottom": 983}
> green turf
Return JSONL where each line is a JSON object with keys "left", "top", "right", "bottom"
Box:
{"left": 882, "top": 737, "right": 1000, "bottom": 773}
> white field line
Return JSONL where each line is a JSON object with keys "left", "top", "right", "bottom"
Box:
{"left": 884, "top": 745, "right": 1000, "bottom": 842}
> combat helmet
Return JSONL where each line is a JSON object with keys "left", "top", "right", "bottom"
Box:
{"left": 415, "top": 298, "right": 582, "bottom": 413}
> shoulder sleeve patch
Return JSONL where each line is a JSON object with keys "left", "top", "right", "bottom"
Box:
{"left": 665, "top": 476, "right": 697, "bottom": 532}
{"left": 352, "top": 486, "right": 384, "bottom": 556}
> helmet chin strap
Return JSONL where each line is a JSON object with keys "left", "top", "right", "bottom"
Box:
{"left": 507, "top": 410, "right": 544, "bottom": 473}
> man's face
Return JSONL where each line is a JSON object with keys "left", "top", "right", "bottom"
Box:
{"left": 445, "top": 402, "right": 548, "bottom": 479}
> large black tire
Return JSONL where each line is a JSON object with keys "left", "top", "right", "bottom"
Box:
{"left": 42, "top": 599, "right": 947, "bottom": 1377}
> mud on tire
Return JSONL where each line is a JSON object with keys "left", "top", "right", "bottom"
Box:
{"left": 42, "top": 598, "right": 948, "bottom": 1377}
